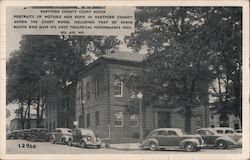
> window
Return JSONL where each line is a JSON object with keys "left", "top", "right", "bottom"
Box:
{"left": 216, "top": 130, "right": 223, "bottom": 134}
{"left": 87, "top": 113, "right": 90, "bottom": 128}
{"left": 55, "top": 129, "right": 61, "bottom": 133}
{"left": 95, "top": 111, "right": 99, "bottom": 126}
{"left": 205, "top": 130, "right": 214, "bottom": 136}
{"left": 114, "top": 112, "right": 123, "bottom": 127}
{"left": 197, "top": 130, "right": 206, "bottom": 135}
{"left": 211, "top": 115, "right": 214, "bottom": 119}
{"left": 211, "top": 125, "right": 215, "bottom": 128}
{"left": 113, "top": 79, "right": 123, "bottom": 97}
{"left": 129, "top": 115, "right": 138, "bottom": 127}
{"left": 225, "top": 130, "right": 234, "bottom": 134}
{"left": 234, "top": 123, "right": 239, "bottom": 130}
{"left": 167, "top": 131, "right": 177, "bottom": 136}
{"left": 95, "top": 79, "right": 100, "bottom": 98}
{"left": 86, "top": 82, "right": 90, "bottom": 99}
{"left": 158, "top": 131, "right": 168, "bottom": 136}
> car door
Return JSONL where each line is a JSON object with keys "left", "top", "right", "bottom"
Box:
{"left": 197, "top": 130, "right": 210, "bottom": 144}
{"left": 166, "top": 130, "right": 179, "bottom": 146}
{"left": 205, "top": 130, "right": 217, "bottom": 145}
{"left": 74, "top": 130, "right": 83, "bottom": 144}
{"left": 155, "top": 130, "right": 169, "bottom": 146}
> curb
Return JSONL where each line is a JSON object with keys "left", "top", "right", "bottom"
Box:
{"left": 104, "top": 143, "right": 141, "bottom": 151}
{"left": 108, "top": 146, "right": 141, "bottom": 151}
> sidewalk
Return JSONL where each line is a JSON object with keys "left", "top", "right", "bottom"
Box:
{"left": 108, "top": 143, "right": 141, "bottom": 151}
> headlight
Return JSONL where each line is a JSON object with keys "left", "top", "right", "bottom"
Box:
{"left": 87, "top": 137, "right": 91, "bottom": 141}
{"left": 96, "top": 137, "right": 101, "bottom": 142}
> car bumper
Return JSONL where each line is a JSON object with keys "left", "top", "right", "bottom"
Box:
{"left": 196, "top": 144, "right": 206, "bottom": 148}
{"left": 85, "top": 142, "right": 102, "bottom": 146}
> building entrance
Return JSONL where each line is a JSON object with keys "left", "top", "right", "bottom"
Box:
{"left": 158, "top": 112, "right": 171, "bottom": 128}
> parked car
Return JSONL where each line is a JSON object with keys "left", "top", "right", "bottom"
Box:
{"left": 50, "top": 128, "right": 72, "bottom": 144}
{"left": 18, "top": 129, "right": 31, "bottom": 140}
{"left": 213, "top": 127, "right": 242, "bottom": 147}
{"left": 68, "top": 128, "right": 102, "bottom": 148}
{"left": 6, "top": 130, "right": 20, "bottom": 140}
{"left": 26, "top": 128, "right": 51, "bottom": 142}
{"left": 196, "top": 128, "right": 236, "bottom": 149}
{"left": 140, "top": 128, "right": 205, "bottom": 152}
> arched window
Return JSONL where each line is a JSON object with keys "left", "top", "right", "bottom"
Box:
{"left": 86, "top": 82, "right": 90, "bottom": 99}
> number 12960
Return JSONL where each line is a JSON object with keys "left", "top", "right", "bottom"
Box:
{"left": 18, "top": 143, "right": 36, "bottom": 149}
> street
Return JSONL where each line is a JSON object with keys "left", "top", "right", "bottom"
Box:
{"left": 6, "top": 140, "right": 242, "bottom": 154}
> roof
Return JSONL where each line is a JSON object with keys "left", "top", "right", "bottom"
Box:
{"left": 102, "top": 51, "right": 145, "bottom": 62}
{"left": 79, "top": 51, "right": 145, "bottom": 77}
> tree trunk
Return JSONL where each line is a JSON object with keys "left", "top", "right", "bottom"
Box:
{"left": 27, "top": 99, "right": 31, "bottom": 129}
{"left": 40, "top": 96, "right": 46, "bottom": 128}
{"left": 185, "top": 105, "right": 192, "bottom": 134}
{"left": 20, "top": 102, "right": 25, "bottom": 130}
{"left": 36, "top": 97, "right": 40, "bottom": 128}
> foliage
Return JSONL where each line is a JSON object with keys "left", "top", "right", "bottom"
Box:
{"left": 7, "top": 35, "right": 121, "bottom": 129}
{"left": 125, "top": 7, "right": 242, "bottom": 132}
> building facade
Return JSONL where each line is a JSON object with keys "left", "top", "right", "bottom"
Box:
{"left": 10, "top": 114, "right": 45, "bottom": 131}
{"left": 75, "top": 52, "right": 209, "bottom": 140}
{"left": 45, "top": 84, "right": 76, "bottom": 132}
{"left": 209, "top": 107, "right": 242, "bottom": 130}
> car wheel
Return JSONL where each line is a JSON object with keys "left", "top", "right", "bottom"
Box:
{"left": 216, "top": 141, "right": 227, "bottom": 149}
{"left": 149, "top": 142, "right": 158, "bottom": 151}
{"left": 185, "top": 143, "right": 195, "bottom": 152}
{"left": 97, "top": 145, "right": 101, "bottom": 149}
{"left": 61, "top": 138, "right": 66, "bottom": 145}
{"left": 81, "top": 141, "right": 86, "bottom": 148}
{"left": 30, "top": 136, "right": 37, "bottom": 142}
{"left": 68, "top": 139, "right": 73, "bottom": 146}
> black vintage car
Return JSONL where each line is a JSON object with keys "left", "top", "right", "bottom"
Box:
{"left": 140, "top": 128, "right": 205, "bottom": 152}
{"left": 196, "top": 128, "right": 236, "bottom": 149}
{"left": 27, "top": 128, "right": 51, "bottom": 142}
{"left": 68, "top": 128, "right": 102, "bottom": 148}
{"left": 7, "top": 130, "right": 20, "bottom": 140}
{"left": 19, "top": 129, "right": 31, "bottom": 140}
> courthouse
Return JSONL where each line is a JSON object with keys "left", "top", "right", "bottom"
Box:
{"left": 74, "top": 52, "right": 209, "bottom": 140}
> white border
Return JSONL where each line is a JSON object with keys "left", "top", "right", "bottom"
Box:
{"left": 0, "top": 1, "right": 249, "bottom": 160}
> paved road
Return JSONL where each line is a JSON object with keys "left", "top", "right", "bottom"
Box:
{"left": 6, "top": 140, "right": 242, "bottom": 154}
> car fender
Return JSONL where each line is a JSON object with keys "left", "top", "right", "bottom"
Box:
{"left": 50, "top": 135, "right": 56, "bottom": 140}
{"left": 68, "top": 136, "right": 73, "bottom": 141}
{"left": 236, "top": 138, "right": 242, "bottom": 146}
{"left": 61, "top": 135, "right": 70, "bottom": 142}
{"left": 141, "top": 138, "right": 159, "bottom": 148}
{"left": 179, "top": 138, "right": 199, "bottom": 149}
{"left": 215, "top": 137, "right": 235, "bottom": 145}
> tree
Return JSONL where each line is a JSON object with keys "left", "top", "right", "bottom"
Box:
{"left": 200, "top": 7, "right": 242, "bottom": 123}
{"left": 7, "top": 35, "right": 121, "bottom": 128}
{"left": 125, "top": 7, "right": 220, "bottom": 133}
